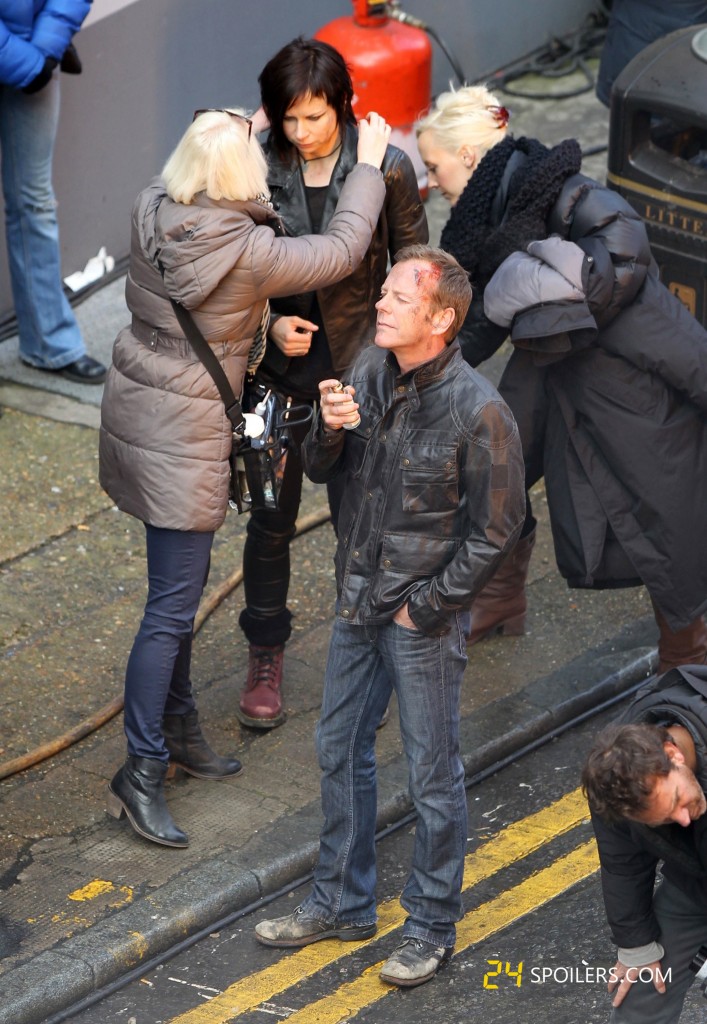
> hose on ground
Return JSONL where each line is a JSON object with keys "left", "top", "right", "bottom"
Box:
{"left": 389, "top": 2, "right": 609, "bottom": 99}
{"left": 0, "top": 507, "right": 331, "bottom": 782}
{"left": 489, "top": 6, "right": 609, "bottom": 100}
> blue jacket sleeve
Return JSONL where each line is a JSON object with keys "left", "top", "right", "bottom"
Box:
{"left": 31, "top": 1, "right": 91, "bottom": 60}
{"left": 0, "top": 20, "right": 44, "bottom": 87}
{"left": 0, "top": 2, "right": 90, "bottom": 89}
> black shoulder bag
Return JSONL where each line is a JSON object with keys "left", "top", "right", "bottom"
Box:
{"left": 169, "top": 299, "right": 311, "bottom": 514}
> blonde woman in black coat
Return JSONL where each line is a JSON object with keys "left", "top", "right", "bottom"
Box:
{"left": 416, "top": 84, "right": 707, "bottom": 672}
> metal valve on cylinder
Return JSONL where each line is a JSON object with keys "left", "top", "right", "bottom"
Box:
{"left": 315, "top": 0, "right": 432, "bottom": 190}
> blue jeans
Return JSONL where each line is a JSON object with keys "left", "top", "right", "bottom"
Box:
{"left": 123, "top": 525, "right": 214, "bottom": 761}
{"left": 301, "top": 613, "right": 470, "bottom": 948}
{"left": 0, "top": 77, "right": 85, "bottom": 368}
{"left": 610, "top": 879, "right": 707, "bottom": 1024}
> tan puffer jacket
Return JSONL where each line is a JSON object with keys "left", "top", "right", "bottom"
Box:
{"left": 99, "top": 163, "right": 385, "bottom": 532}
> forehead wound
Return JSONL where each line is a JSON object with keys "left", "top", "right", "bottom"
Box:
{"left": 412, "top": 264, "right": 441, "bottom": 292}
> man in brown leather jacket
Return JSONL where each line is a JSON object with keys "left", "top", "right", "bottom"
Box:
{"left": 254, "top": 244, "right": 525, "bottom": 988}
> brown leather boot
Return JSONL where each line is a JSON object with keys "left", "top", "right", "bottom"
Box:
{"left": 652, "top": 601, "right": 707, "bottom": 674}
{"left": 237, "top": 644, "right": 286, "bottom": 729}
{"left": 468, "top": 528, "right": 536, "bottom": 646}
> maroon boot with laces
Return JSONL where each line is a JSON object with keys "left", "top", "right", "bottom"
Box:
{"left": 237, "top": 644, "right": 286, "bottom": 729}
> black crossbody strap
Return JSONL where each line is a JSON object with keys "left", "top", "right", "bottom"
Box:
{"left": 169, "top": 298, "right": 245, "bottom": 434}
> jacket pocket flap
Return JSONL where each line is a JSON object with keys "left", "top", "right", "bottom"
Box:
{"left": 379, "top": 531, "right": 461, "bottom": 575}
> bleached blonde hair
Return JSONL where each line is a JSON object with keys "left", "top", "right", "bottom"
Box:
{"left": 415, "top": 84, "right": 509, "bottom": 162}
{"left": 162, "top": 109, "right": 269, "bottom": 205}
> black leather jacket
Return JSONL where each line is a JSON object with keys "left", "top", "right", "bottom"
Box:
{"left": 259, "top": 122, "right": 428, "bottom": 382}
{"left": 302, "top": 341, "right": 525, "bottom": 636}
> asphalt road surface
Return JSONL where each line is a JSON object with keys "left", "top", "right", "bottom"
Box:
{"left": 61, "top": 701, "right": 706, "bottom": 1024}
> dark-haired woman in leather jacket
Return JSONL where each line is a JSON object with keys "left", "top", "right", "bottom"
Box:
{"left": 236, "top": 37, "right": 427, "bottom": 729}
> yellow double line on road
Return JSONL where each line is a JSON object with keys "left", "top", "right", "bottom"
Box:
{"left": 168, "top": 787, "right": 597, "bottom": 1024}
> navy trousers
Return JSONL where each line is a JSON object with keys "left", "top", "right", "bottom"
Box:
{"left": 123, "top": 524, "right": 213, "bottom": 761}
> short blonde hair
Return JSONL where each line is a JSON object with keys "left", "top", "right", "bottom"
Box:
{"left": 162, "top": 109, "right": 269, "bottom": 205}
{"left": 415, "top": 85, "right": 508, "bottom": 163}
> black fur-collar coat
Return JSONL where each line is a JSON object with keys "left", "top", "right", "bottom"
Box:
{"left": 442, "top": 140, "right": 707, "bottom": 630}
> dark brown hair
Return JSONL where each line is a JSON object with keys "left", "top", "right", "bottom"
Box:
{"left": 258, "top": 37, "right": 356, "bottom": 161}
{"left": 581, "top": 723, "right": 674, "bottom": 824}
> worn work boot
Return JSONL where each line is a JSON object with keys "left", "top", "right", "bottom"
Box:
{"left": 380, "top": 937, "right": 453, "bottom": 987}
{"left": 467, "top": 527, "right": 536, "bottom": 645}
{"left": 652, "top": 601, "right": 707, "bottom": 675}
{"left": 163, "top": 710, "right": 243, "bottom": 780}
{"left": 106, "top": 756, "right": 188, "bottom": 848}
{"left": 237, "top": 644, "right": 286, "bottom": 729}
{"left": 255, "top": 905, "right": 377, "bottom": 948}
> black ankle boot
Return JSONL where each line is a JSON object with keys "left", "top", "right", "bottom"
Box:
{"left": 163, "top": 710, "right": 243, "bottom": 780}
{"left": 107, "top": 756, "right": 188, "bottom": 848}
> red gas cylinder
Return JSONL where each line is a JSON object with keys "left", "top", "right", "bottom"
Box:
{"left": 315, "top": 1, "right": 431, "bottom": 186}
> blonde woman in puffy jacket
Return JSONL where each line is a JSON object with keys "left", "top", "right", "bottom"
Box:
{"left": 99, "top": 108, "right": 390, "bottom": 848}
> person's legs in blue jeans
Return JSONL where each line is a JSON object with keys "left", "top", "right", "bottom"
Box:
{"left": 123, "top": 525, "right": 213, "bottom": 761}
{"left": 108, "top": 525, "right": 239, "bottom": 847}
{"left": 0, "top": 78, "right": 85, "bottom": 368}
{"left": 302, "top": 613, "right": 468, "bottom": 946}
{"left": 610, "top": 879, "right": 707, "bottom": 1024}
{"left": 301, "top": 619, "right": 392, "bottom": 927}
{"left": 382, "top": 615, "right": 468, "bottom": 949}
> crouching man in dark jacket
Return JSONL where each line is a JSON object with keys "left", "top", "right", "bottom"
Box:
{"left": 582, "top": 666, "right": 707, "bottom": 1023}
{"left": 254, "top": 244, "right": 525, "bottom": 986}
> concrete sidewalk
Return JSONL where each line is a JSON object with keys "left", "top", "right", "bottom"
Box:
{"left": 0, "top": 64, "right": 661, "bottom": 1024}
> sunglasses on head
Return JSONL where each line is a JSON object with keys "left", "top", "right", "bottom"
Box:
{"left": 192, "top": 108, "right": 252, "bottom": 140}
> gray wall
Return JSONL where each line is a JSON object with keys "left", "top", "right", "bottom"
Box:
{"left": 0, "top": 0, "right": 599, "bottom": 321}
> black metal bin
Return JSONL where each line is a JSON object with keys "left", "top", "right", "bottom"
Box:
{"left": 607, "top": 25, "right": 707, "bottom": 325}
